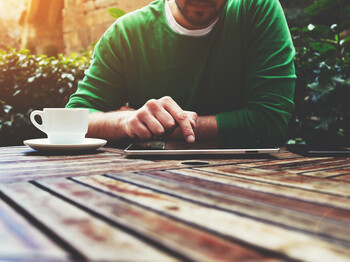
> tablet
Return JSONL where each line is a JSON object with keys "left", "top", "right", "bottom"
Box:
{"left": 124, "top": 140, "right": 280, "bottom": 156}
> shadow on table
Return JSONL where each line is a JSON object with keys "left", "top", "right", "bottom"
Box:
{"left": 23, "top": 148, "right": 107, "bottom": 156}
{"left": 287, "top": 144, "right": 350, "bottom": 157}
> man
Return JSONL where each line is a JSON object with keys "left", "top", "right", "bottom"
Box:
{"left": 66, "top": 0, "right": 296, "bottom": 145}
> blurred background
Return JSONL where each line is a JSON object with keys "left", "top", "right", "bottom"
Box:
{"left": 0, "top": 0, "right": 150, "bottom": 55}
{"left": 0, "top": 0, "right": 349, "bottom": 147}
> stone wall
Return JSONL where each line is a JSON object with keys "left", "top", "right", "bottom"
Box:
{"left": 0, "top": 0, "right": 27, "bottom": 50}
{"left": 20, "top": 0, "right": 152, "bottom": 55}
{"left": 63, "top": 0, "right": 152, "bottom": 53}
{"left": 21, "top": 0, "right": 65, "bottom": 55}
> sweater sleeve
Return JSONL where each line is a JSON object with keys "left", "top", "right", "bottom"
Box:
{"left": 216, "top": 0, "right": 296, "bottom": 145}
{"left": 66, "top": 23, "right": 128, "bottom": 113}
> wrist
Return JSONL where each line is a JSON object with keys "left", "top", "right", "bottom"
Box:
{"left": 195, "top": 115, "right": 218, "bottom": 140}
{"left": 117, "top": 110, "right": 135, "bottom": 139}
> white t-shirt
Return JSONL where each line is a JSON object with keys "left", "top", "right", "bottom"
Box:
{"left": 164, "top": 0, "right": 218, "bottom": 36}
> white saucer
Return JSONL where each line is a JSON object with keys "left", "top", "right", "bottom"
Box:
{"left": 23, "top": 138, "right": 107, "bottom": 152}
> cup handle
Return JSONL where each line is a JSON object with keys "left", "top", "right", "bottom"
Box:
{"left": 30, "top": 110, "right": 45, "bottom": 132}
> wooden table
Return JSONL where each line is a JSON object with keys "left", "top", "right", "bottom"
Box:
{"left": 0, "top": 144, "right": 350, "bottom": 262}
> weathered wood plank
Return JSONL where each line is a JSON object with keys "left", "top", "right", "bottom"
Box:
{"left": 72, "top": 174, "right": 350, "bottom": 262}
{"left": 236, "top": 157, "right": 350, "bottom": 176}
{"left": 235, "top": 157, "right": 340, "bottom": 169}
{"left": 0, "top": 151, "right": 122, "bottom": 163}
{"left": 0, "top": 182, "right": 177, "bottom": 262}
{"left": 0, "top": 150, "right": 282, "bottom": 183}
{"left": 198, "top": 166, "right": 350, "bottom": 197}
{"left": 0, "top": 146, "right": 306, "bottom": 184}
{"left": 0, "top": 145, "right": 123, "bottom": 154}
{"left": 37, "top": 178, "right": 272, "bottom": 262}
{"left": 0, "top": 146, "right": 295, "bottom": 166}
{"left": 1, "top": 158, "right": 185, "bottom": 182}
{"left": 331, "top": 174, "right": 350, "bottom": 181}
{"left": 140, "top": 169, "right": 350, "bottom": 222}
{"left": 0, "top": 199, "right": 68, "bottom": 261}
{"left": 152, "top": 157, "right": 276, "bottom": 165}
{"left": 105, "top": 171, "right": 350, "bottom": 245}
{"left": 288, "top": 161, "right": 350, "bottom": 174}
{"left": 301, "top": 166, "right": 350, "bottom": 178}
{"left": 169, "top": 168, "right": 350, "bottom": 210}
{"left": 0, "top": 157, "right": 143, "bottom": 171}
{"left": 270, "top": 149, "right": 304, "bottom": 159}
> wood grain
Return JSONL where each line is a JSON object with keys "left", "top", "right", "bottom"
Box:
{"left": 36, "top": 178, "right": 273, "bottom": 262}
{"left": 0, "top": 198, "right": 68, "bottom": 261}
{"left": 1, "top": 145, "right": 349, "bottom": 262}
{"left": 0, "top": 182, "right": 177, "bottom": 262}
{"left": 104, "top": 171, "right": 350, "bottom": 246}
{"left": 72, "top": 174, "right": 350, "bottom": 262}
{"left": 169, "top": 168, "right": 350, "bottom": 210}
{"left": 198, "top": 166, "right": 350, "bottom": 197}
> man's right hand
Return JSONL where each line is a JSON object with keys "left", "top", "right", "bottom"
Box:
{"left": 124, "top": 96, "right": 198, "bottom": 143}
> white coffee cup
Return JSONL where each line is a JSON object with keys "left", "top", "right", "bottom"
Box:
{"left": 30, "top": 108, "right": 89, "bottom": 144}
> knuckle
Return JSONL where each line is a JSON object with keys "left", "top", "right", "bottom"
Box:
{"left": 146, "top": 98, "right": 157, "bottom": 104}
{"left": 176, "top": 112, "right": 188, "bottom": 121}
{"left": 166, "top": 120, "right": 176, "bottom": 129}
{"left": 128, "top": 117, "right": 138, "bottom": 127}
{"left": 160, "top": 96, "right": 172, "bottom": 103}
{"left": 145, "top": 99, "right": 159, "bottom": 110}
{"left": 137, "top": 110, "right": 150, "bottom": 120}
{"left": 192, "top": 112, "right": 198, "bottom": 119}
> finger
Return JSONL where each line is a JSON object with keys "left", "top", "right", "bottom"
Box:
{"left": 137, "top": 108, "right": 165, "bottom": 137}
{"left": 128, "top": 115, "right": 153, "bottom": 140}
{"left": 161, "top": 97, "right": 195, "bottom": 143}
{"left": 154, "top": 107, "right": 177, "bottom": 130}
{"left": 185, "top": 111, "right": 198, "bottom": 129}
{"left": 132, "top": 122, "right": 153, "bottom": 140}
{"left": 144, "top": 99, "right": 176, "bottom": 135}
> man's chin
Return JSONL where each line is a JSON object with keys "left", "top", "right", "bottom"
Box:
{"left": 186, "top": 15, "right": 216, "bottom": 28}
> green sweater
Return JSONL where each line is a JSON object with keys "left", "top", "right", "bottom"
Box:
{"left": 66, "top": 0, "right": 296, "bottom": 144}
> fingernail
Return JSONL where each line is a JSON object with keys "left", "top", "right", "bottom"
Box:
{"left": 187, "top": 135, "right": 195, "bottom": 143}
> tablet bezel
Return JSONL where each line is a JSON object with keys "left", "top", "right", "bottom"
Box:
{"left": 124, "top": 142, "right": 280, "bottom": 156}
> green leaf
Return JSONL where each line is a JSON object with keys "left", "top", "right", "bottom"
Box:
{"left": 289, "top": 27, "right": 301, "bottom": 33}
{"left": 108, "top": 8, "right": 126, "bottom": 19}
{"left": 309, "top": 41, "right": 336, "bottom": 54}
{"left": 305, "top": 0, "right": 336, "bottom": 16}
{"left": 332, "top": 76, "right": 350, "bottom": 87}
{"left": 308, "top": 81, "right": 335, "bottom": 92}
{"left": 343, "top": 36, "right": 350, "bottom": 43}
{"left": 311, "top": 24, "right": 331, "bottom": 37}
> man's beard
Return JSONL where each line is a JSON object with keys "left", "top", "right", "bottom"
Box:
{"left": 174, "top": 0, "right": 222, "bottom": 27}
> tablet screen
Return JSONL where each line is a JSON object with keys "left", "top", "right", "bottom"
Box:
{"left": 124, "top": 140, "right": 280, "bottom": 156}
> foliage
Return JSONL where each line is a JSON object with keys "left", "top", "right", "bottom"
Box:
{"left": 91, "top": 8, "right": 126, "bottom": 51}
{"left": 287, "top": 0, "right": 350, "bottom": 146}
{"left": 107, "top": 8, "right": 126, "bottom": 19}
{"left": 0, "top": 49, "right": 91, "bottom": 146}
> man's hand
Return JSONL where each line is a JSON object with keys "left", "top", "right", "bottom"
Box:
{"left": 124, "top": 96, "right": 198, "bottom": 143}
{"left": 86, "top": 97, "right": 217, "bottom": 142}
